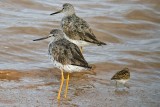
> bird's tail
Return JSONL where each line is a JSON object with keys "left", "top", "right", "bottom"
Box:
{"left": 88, "top": 65, "right": 92, "bottom": 69}
{"left": 98, "top": 41, "right": 106, "bottom": 46}
{"left": 111, "top": 77, "right": 114, "bottom": 80}
{"left": 71, "top": 64, "right": 92, "bottom": 69}
{"left": 83, "top": 65, "right": 92, "bottom": 70}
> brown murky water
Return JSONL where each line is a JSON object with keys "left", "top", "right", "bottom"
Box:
{"left": 0, "top": 0, "right": 160, "bottom": 107}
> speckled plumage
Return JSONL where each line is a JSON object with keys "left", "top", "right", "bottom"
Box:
{"left": 48, "top": 38, "right": 91, "bottom": 70}
{"left": 111, "top": 68, "right": 130, "bottom": 80}
{"left": 111, "top": 68, "right": 130, "bottom": 88}
{"left": 48, "top": 29, "right": 91, "bottom": 72}
{"left": 50, "top": 3, "right": 106, "bottom": 47}
{"left": 33, "top": 29, "right": 91, "bottom": 72}
{"left": 33, "top": 29, "right": 92, "bottom": 99}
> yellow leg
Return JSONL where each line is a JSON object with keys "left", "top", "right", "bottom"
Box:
{"left": 64, "top": 73, "right": 70, "bottom": 98}
{"left": 80, "top": 47, "right": 83, "bottom": 53}
{"left": 57, "top": 70, "right": 64, "bottom": 100}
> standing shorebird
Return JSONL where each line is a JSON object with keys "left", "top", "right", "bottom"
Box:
{"left": 33, "top": 29, "right": 91, "bottom": 100}
{"left": 111, "top": 68, "right": 130, "bottom": 89}
{"left": 50, "top": 3, "right": 106, "bottom": 52}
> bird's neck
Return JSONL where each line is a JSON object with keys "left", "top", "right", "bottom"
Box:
{"left": 52, "top": 36, "right": 64, "bottom": 43}
{"left": 65, "top": 11, "right": 76, "bottom": 16}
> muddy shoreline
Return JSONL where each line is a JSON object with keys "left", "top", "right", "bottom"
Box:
{"left": 0, "top": 0, "right": 160, "bottom": 106}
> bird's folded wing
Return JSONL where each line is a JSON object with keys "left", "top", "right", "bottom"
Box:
{"left": 63, "top": 17, "right": 102, "bottom": 44}
{"left": 51, "top": 39, "right": 90, "bottom": 68}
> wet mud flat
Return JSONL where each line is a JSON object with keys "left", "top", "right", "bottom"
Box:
{"left": 0, "top": 62, "right": 160, "bottom": 107}
{"left": 0, "top": 0, "right": 160, "bottom": 106}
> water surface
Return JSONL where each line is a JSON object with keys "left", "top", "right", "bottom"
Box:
{"left": 0, "top": 0, "right": 160, "bottom": 107}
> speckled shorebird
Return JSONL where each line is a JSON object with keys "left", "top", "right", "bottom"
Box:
{"left": 111, "top": 68, "right": 130, "bottom": 88}
{"left": 33, "top": 29, "right": 91, "bottom": 100}
{"left": 50, "top": 3, "right": 106, "bottom": 52}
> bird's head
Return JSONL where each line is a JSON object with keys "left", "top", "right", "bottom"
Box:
{"left": 50, "top": 3, "right": 75, "bottom": 16}
{"left": 33, "top": 29, "right": 64, "bottom": 42}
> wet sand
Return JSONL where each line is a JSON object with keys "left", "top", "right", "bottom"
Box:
{"left": 0, "top": 0, "right": 160, "bottom": 107}
{"left": 0, "top": 62, "right": 159, "bottom": 107}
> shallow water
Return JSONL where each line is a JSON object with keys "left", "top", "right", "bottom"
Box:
{"left": 0, "top": 0, "right": 160, "bottom": 107}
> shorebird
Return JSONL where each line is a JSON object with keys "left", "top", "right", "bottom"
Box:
{"left": 111, "top": 68, "right": 130, "bottom": 88}
{"left": 50, "top": 3, "right": 106, "bottom": 52}
{"left": 33, "top": 29, "right": 91, "bottom": 100}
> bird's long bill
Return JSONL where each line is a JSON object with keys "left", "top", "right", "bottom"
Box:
{"left": 33, "top": 36, "right": 50, "bottom": 41}
{"left": 50, "top": 9, "right": 63, "bottom": 15}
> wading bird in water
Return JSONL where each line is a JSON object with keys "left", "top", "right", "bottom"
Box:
{"left": 33, "top": 29, "right": 91, "bottom": 100}
{"left": 111, "top": 68, "right": 130, "bottom": 89}
{"left": 50, "top": 3, "right": 106, "bottom": 53}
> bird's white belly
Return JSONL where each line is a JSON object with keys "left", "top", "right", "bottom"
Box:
{"left": 51, "top": 57, "right": 87, "bottom": 73}
{"left": 64, "top": 35, "right": 91, "bottom": 47}
{"left": 69, "top": 39, "right": 91, "bottom": 47}
{"left": 116, "top": 79, "right": 128, "bottom": 84}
